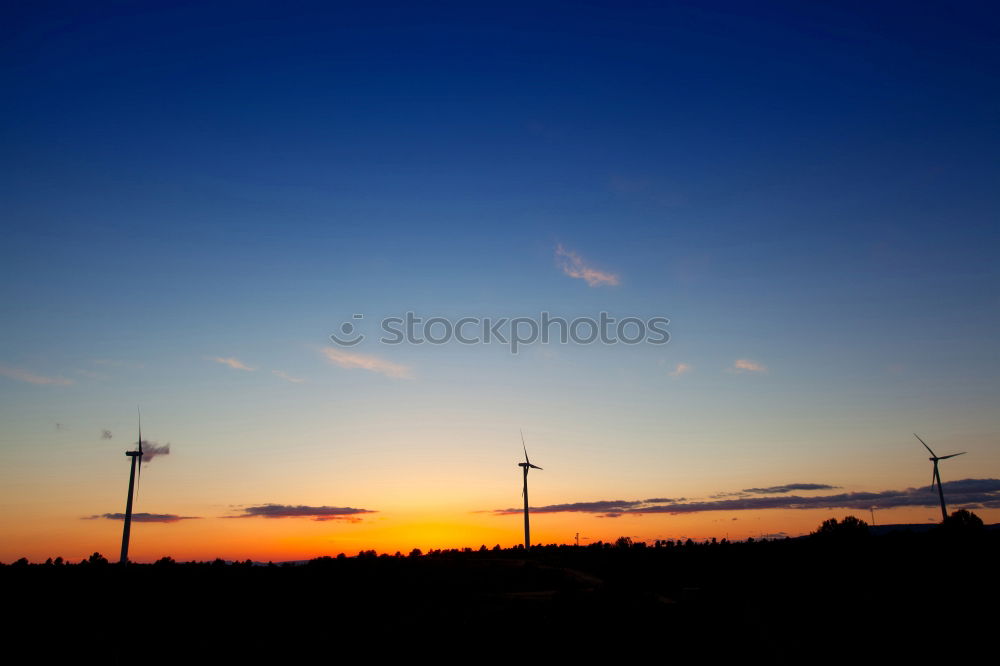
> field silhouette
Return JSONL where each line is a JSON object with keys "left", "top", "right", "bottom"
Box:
{"left": 5, "top": 517, "right": 995, "bottom": 660}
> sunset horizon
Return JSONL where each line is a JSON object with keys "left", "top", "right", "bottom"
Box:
{"left": 3, "top": 2, "right": 998, "bottom": 568}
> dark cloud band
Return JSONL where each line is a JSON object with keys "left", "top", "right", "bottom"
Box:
{"left": 492, "top": 478, "right": 1000, "bottom": 516}
{"left": 87, "top": 513, "right": 199, "bottom": 523}
{"left": 742, "top": 483, "right": 838, "bottom": 494}
{"left": 229, "top": 504, "right": 376, "bottom": 521}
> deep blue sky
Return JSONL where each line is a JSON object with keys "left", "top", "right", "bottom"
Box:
{"left": 2, "top": 2, "right": 999, "bottom": 554}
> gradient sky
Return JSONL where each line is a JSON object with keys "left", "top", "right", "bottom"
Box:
{"left": 2, "top": 1, "right": 999, "bottom": 562}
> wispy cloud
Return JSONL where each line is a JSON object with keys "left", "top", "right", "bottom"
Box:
{"left": 86, "top": 513, "right": 199, "bottom": 523}
{"left": 555, "top": 244, "right": 620, "bottom": 287}
{"left": 228, "top": 504, "right": 376, "bottom": 523}
{"left": 669, "top": 362, "right": 692, "bottom": 377}
{"left": 321, "top": 347, "right": 412, "bottom": 379}
{"left": 0, "top": 365, "right": 73, "bottom": 386}
{"left": 209, "top": 357, "right": 255, "bottom": 371}
{"left": 139, "top": 441, "right": 170, "bottom": 464}
{"left": 272, "top": 370, "right": 305, "bottom": 383}
{"left": 732, "top": 359, "right": 767, "bottom": 373}
{"left": 490, "top": 479, "right": 1000, "bottom": 516}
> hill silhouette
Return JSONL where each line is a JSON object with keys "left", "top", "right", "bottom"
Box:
{"left": 4, "top": 517, "right": 996, "bottom": 660}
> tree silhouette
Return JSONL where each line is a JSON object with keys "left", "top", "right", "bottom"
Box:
{"left": 941, "top": 509, "right": 984, "bottom": 530}
{"left": 813, "top": 516, "right": 869, "bottom": 538}
{"left": 839, "top": 515, "right": 868, "bottom": 530}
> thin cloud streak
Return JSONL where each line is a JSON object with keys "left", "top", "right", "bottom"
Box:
{"left": 321, "top": 347, "right": 412, "bottom": 379}
{"left": 712, "top": 482, "right": 841, "bottom": 499}
{"left": 743, "top": 483, "right": 838, "bottom": 494}
{"left": 228, "top": 504, "right": 376, "bottom": 522}
{"left": 555, "top": 244, "right": 620, "bottom": 287}
{"left": 272, "top": 370, "right": 305, "bottom": 383}
{"left": 491, "top": 479, "right": 1000, "bottom": 516}
{"left": 209, "top": 356, "right": 255, "bottom": 371}
{"left": 0, "top": 365, "right": 73, "bottom": 386}
{"left": 669, "top": 362, "right": 692, "bottom": 377}
{"left": 732, "top": 359, "right": 767, "bottom": 373}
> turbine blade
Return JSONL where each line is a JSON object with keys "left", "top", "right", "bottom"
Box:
{"left": 914, "top": 433, "right": 936, "bottom": 457}
{"left": 520, "top": 429, "right": 530, "bottom": 465}
{"left": 931, "top": 465, "right": 937, "bottom": 491}
{"left": 135, "top": 405, "right": 143, "bottom": 503}
{"left": 135, "top": 451, "right": 142, "bottom": 508}
{"left": 939, "top": 452, "right": 966, "bottom": 460}
{"left": 529, "top": 464, "right": 543, "bottom": 470}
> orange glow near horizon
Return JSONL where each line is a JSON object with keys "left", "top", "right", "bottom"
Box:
{"left": 4, "top": 505, "right": 997, "bottom": 564}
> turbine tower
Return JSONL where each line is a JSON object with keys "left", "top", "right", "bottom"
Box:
{"left": 518, "top": 430, "right": 542, "bottom": 550}
{"left": 119, "top": 409, "right": 144, "bottom": 564}
{"left": 914, "top": 433, "right": 966, "bottom": 522}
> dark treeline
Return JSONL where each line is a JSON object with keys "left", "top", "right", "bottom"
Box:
{"left": 6, "top": 514, "right": 995, "bottom": 660}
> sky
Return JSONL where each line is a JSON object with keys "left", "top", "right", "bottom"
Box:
{"left": 1, "top": 1, "right": 999, "bottom": 562}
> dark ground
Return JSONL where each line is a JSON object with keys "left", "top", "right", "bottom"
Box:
{"left": 5, "top": 527, "right": 995, "bottom": 661}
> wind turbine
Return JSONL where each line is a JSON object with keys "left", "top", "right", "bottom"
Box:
{"left": 518, "top": 430, "right": 542, "bottom": 551}
{"left": 914, "top": 433, "right": 966, "bottom": 522}
{"left": 119, "top": 408, "right": 144, "bottom": 564}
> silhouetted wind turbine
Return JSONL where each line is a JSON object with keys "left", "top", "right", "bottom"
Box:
{"left": 518, "top": 430, "right": 542, "bottom": 550}
{"left": 914, "top": 433, "right": 966, "bottom": 521}
{"left": 119, "top": 408, "right": 144, "bottom": 565}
